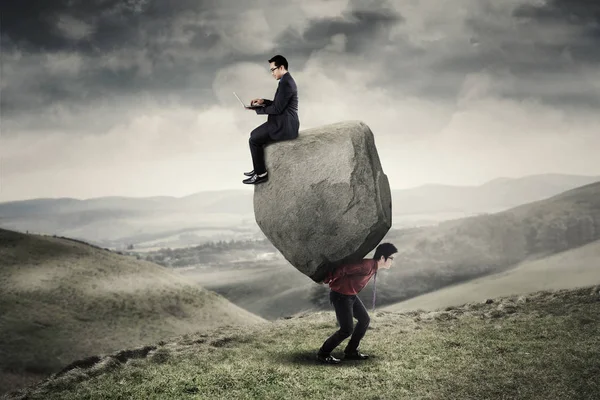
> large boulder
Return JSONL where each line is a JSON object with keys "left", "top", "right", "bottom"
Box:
{"left": 253, "top": 120, "right": 392, "bottom": 282}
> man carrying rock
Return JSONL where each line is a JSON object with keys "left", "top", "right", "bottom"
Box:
{"left": 243, "top": 54, "right": 299, "bottom": 185}
{"left": 317, "top": 242, "right": 398, "bottom": 364}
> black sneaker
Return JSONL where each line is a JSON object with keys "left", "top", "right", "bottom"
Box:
{"left": 242, "top": 173, "right": 268, "bottom": 185}
{"left": 344, "top": 350, "right": 369, "bottom": 360}
{"left": 316, "top": 353, "right": 341, "bottom": 364}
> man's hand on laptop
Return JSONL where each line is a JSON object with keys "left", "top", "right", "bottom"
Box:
{"left": 250, "top": 98, "right": 264, "bottom": 106}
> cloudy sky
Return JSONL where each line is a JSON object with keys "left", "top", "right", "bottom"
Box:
{"left": 1, "top": 0, "right": 599, "bottom": 201}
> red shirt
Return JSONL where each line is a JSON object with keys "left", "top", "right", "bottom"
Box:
{"left": 324, "top": 259, "right": 378, "bottom": 295}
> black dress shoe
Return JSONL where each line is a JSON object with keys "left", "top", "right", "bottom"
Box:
{"left": 243, "top": 170, "right": 255, "bottom": 177}
{"left": 344, "top": 350, "right": 369, "bottom": 360}
{"left": 316, "top": 353, "right": 341, "bottom": 364}
{"left": 242, "top": 173, "right": 268, "bottom": 185}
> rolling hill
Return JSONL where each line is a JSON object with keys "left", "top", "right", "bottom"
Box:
{"left": 2, "top": 286, "right": 599, "bottom": 400}
{"left": 0, "top": 228, "right": 265, "bottom": 395}
{"left": 382, "top": 239, "right": 600, "bottom": 312}
{"left": 178, "top": 260, "right": 318, "bottom": 320}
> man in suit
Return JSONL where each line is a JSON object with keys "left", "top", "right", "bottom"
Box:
{"left": 243, "top": 54, "right": 299, "bottom": 185}
{"left": 317, "top": 242, "right": 398, "bottom": 364}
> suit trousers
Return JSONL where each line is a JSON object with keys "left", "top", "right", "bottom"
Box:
{"left": 249, "top": 125, "right": 274, "bottom": 175}
{"left": 318, "top": 290, "right": 370, "bottom": 355}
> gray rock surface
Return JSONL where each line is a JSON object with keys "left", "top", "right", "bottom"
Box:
{"left": 253, "top": 120, "right": 392, "bottom": 282}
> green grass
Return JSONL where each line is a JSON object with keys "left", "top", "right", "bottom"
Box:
{"left": 0, "top": 229, "right": 265, "bottom": 395}
{"left": 6, "top": 286, "right": 599, "bottom": 400}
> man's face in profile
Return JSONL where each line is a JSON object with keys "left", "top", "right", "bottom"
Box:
{"left": 269, "top": 62, "right": 284, "bottom": 80}
{"left": 378, "top": 253, "right": 396, "bottom": 270}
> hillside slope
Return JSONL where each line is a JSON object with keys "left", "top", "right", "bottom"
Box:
{"left": 3, "top": 286, "right": 599, "bottom": 400}
{"left": 382, "top": 239, "right": 600, "bottom": 312}
{"left": 348, "top": 181, "right": 600, "bottom": 308}
{"left": 0, "top": 229, "right": 265, "bottom": 395}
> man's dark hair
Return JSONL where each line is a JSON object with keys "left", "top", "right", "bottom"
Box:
{"left": 268, "top": 55, "right": 288, "bottom": 70}
{"left": 373, "top": 242, "right": 397, "bottom": 261}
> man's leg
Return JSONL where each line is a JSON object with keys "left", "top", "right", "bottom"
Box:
{"left": 344, "top": 295, "right": 370, "bottom": 355}
{"left": 318, "top": 292, "right": 355, "bottom": 356}
{"left": 249, "top": 125, "right": 273, "bottom": 175}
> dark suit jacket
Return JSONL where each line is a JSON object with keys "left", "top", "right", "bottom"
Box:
{"left": 254, "top": 72, "right": 299, "bottom": 141}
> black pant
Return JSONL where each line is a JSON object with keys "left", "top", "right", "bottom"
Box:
{"left": 249, "top": 126, "right": 273, "bottom": 175}
{"left": 319, "top": 290, "right": 370, "bottom": 355}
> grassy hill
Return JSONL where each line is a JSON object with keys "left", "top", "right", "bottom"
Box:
{"left": 178, "top": 260, "right": 318, "bottom": 320}
{"left": 0, "top": 229, "right": 265, "bottom": 395}
{"left": 2, "top": 286, "right": 599, "bottom": 400}
{"left": 382, "top": 239, "right": 600, "bottom": 312}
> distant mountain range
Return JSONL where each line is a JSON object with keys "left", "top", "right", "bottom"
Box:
{"left": 391, "top": 173, "right": 600, "bottom": 214}
{"left": 0, "top": 173, "right": 598, "bottom": 249}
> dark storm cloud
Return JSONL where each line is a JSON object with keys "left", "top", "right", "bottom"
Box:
{"left": 0, "top": 0, "right": 209, "bottom": 53}
{"left": 383, "top": 0, "right": 600, "bottom": 109}
{"left": 513, "top": 0, "right": 600, "bottom": 62}
{"left": 300, "top": 9, "right": 403, "bottom": 53}
{"left": 269, "top": 7, "right": 403, "bottom": 75}
{"left": 0, "top": 0, "right": 406, "bottom": 134}
{"left": 0, "top": 0, "right": 228, "bottom": 132}
{"left": 2, "top": 0, "right": 402, "bottom": 55}
{"left": 2, "top": 0, "right": 599, "bottom": 137}
{"left": 513, "top": 0, "right": 600, "bottom": 27}
{"left": 498, "top": 0, "right": 600, "bottom": 108}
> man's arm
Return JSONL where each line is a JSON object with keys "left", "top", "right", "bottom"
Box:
{"left": 256, "top": 81, "right": 293, "bottom": 115}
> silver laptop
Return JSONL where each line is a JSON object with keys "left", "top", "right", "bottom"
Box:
{"left": 233, "top": 92, "right": 265, "bottom": 108}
